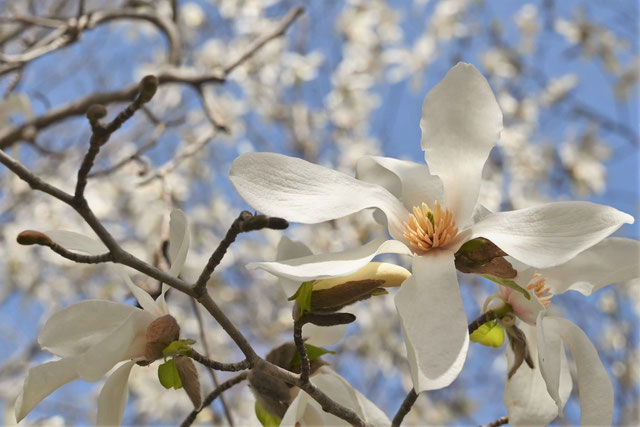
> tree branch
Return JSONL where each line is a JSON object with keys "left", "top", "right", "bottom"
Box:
{"left": 468, "top": 311, "right": 497, "bottom": 335}
{"left": 391, "top": 389, "right": 418, "bottom": 427}
{"left": 188, "top": 349, "right": 250, "bottom": 372}
{"left": 480, "top": 416, "right": 509, "bottom": 427}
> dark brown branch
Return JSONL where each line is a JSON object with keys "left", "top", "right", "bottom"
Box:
{"left": 192, "top": 211, "right": 288, "bottom": 295}
{"left": 391, "top": 389, "right": 418, "bottom": 427}
{"left": 180, "top": 372, "right": 249, "bottom": 427}
{"left": 188, "top": 349, "right": 250, "bottom": 372}
{"left": 47, "top": 242, "right": 113, "bottom": 264}
{"left": 468, "top": 311, "right": 497, "bottom": 335}
{"left": 480, "top": 416, "right": 509, "bottom": 427}
{"left": 293, "top": 320, "right": 310, "bottom": 383}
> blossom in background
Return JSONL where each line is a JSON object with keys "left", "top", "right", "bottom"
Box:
{"left": 482, "top": 237, "right": 640, "bottom": 426}
{"left": 229, "top": 62, "right": 634, "bottom": 393}
{"left": 15, "top": 210, "right": 190, "bottom": 425}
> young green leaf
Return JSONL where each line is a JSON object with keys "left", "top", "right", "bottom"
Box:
{"left": 470, "top": 321, "right": 505, "bottom": 348}
{"left": 288, "top": 281, "right": 314, "bottom": 315}
{"left": 158, "top": 359, "right": 183, "bottom": 389}
{"left": 483, "top": 274, "right": 531, "bottom": 300}
{"left": 255, "top": 401, "right": 281, "bottom": 427}
{"left": 162, "top": 339, "right": 196, "bottom": 357}
{"left": 291, "top": 343, "right": 336, "bottom": 367}
{"left": 456, "top": 237, "right": 487, "bottom": 254}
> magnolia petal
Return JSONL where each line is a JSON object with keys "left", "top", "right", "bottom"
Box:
{"left": 303, "top": 323, "right": 348, "bottom": 347}
{"left": 395, "top": 252, "right": 469, "bottom": 392}
{"left": 312, "top": 262, "right": 411, "bottom": 291}
{"left": 536, "top": 311, "right": 564, "bottom": 415}
{"left": 420, "top": 63, "right": 502, "bottom": 228}
{"left": 328, "top": 368, "right": 392, "bottom": 426}
{"left": 504, "top": 323, "right": 560, "bottom": 427}
{"left": 471, "top": 201, "right": 634, "bottom": 269}
{"left": 15, "top": 357, "right": 81, "bottom": 422}
{"left": 505, "top": 288, "right": 546, "bottom": 325}
{"left": 276, "top": 237, "right": 314, "bottom": 296}
{"left": 248, "top": 238, "right": 411, "bottom": 282}
{"left": 39, "top": 300, "right": 148, "bottom": 358}
{"left": 545, "top": 316, "right": 614, "bottom": 426}
{"left": 538, "top": 237, "right": 640, "bottom": 295}
{"left": 76, "top": 311, "right": 152, "bottom": 382}
{"left": 114, "top": 266, "right": 166, "bottom": 317}
{"left": 356, "top": 155, "right": 444, "bottom": 211}
{"left": 230, "top": 152, "right": 410, "bottom": 241}
{"left": 96, "top": 361, "right": 135, "bottom": 426}
{"left": 168, "top": 209, "right": 191, "bottom": 277}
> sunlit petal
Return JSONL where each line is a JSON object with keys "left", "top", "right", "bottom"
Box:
{"left": 96, "top": 361, "right": 136, "bottom": 426}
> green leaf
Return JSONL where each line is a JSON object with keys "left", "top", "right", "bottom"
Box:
{"left": 157, "top": 359, "right": 183, "bottom": 389}
{"left": 162, "top": 339, "right": 196, "bottom": 357}
{"left": 291, "top": 343, "right": 336, "bottom": 367}
{"left": 470, "top": 321, "right": 505, "bottom": 348}
{"left": 456, "top": 238, "right": 486, "bottom": 254}
{"left": 482, "top": 274, "right": 531, "bottom": 300}
{"left": 371, "top": 288, "right": 389, "bottom": 296}
{"left": 288, "top": 281, "right": 314, "bottom": 315}
{"left": 255, "top": 401, "right": 281, "bottom": 427}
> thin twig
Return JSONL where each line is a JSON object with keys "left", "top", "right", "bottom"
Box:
{"left": 293, "top": 320, "right": 310, "bottom": 383}
{"left": 180, "top": 372, "right": 249, "bottom": 427}
{"left": 188, "top": 349, "right": 250, "bottom": 372}
{"left": 391, "top": 389, "right": 418, "bottom": 427}
{"left": 480, "top": 416, "right": 509, "bottom": 427}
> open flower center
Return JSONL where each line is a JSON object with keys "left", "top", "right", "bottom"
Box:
{"left": 528, "top": 274, "right": 553, "bottom": 307}
{"left": 403, "top": 201, "right": 458, "bottom": 253}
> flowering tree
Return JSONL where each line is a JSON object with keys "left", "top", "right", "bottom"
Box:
{"left": 0, "top": 0, "right": 638, "bottom": 426}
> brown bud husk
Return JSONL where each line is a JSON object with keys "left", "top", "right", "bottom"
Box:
{"left": 138, "top": 75, "right": 158, "bottom": 103}
{"left": 505, "top": 323, "right": 534, "bottom": 379}
{"left": 144, "top": 314, "right": 180, "bottom": 360}
{"left": 175, "top": 356, "right": 201, "bottom": 409}
{"left": 309, "top": 279, "right": 386, "bottom": 313}
{"left": 455, "top": 238, "right": 517, "bottom": 278}
{"left": 16, "top": 230, "right": 52, "bottom": 246}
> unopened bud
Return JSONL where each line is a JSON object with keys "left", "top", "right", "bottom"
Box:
{"left": 175, "top": 356, "right": 201, "bottom": 409}
{"left": 16, "top": 230, "right": 52, "bottom": 246}
{"left": 145, "top": 314, "right": 180, "bottom": 360}
{"left": 86, "top": 104, "right": 107, "bottom": 121}
{"left": 137, "top": 75, "right": 158, "bottom": 103}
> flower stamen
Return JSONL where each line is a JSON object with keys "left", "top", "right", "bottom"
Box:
{"left": 527, "top": 273, "right": 553, "bottom": 307}
{"left": 403, "top": 201, "right": 458, "bottom": 253}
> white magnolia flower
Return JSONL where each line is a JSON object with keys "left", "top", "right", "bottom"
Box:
{"left": 229, "top": 62, "right": 634, "bottom": 392}
{"left": 15, "top": 210, "right": 190, "bottom": 426}
{"left": 255, "top": 236, "right": 411, "bottom": 347}
{"left": 281, "top": 366, "right": 390, "bottom": 426}
{"left": 488, "top": 237, "right": 640, "bottom": 426}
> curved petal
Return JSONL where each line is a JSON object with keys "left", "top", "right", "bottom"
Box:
{"left": 276, "top": 237, "right": 314, "bottom": 296}
{"left": 544, "top": 316, "right": 614, "bottom": 426}
{"left": 420, "top": 63, "right": 502, "bottom": 228}
{"left": 326, "top": 368, "right": 391, "bottom": 425}
{"left": 506, "top": 288, "right": 546, "bottom": 325}
{"left": 230, "top": 152, "right": 410, "bottom": 241}
{"left": 504, "top": 323, "right": 560, "bottom": 427}
{"left": 303, "top": 323, "right": 348, "bottom": 347}
{"left": 395, "top": 252, "right": 469, "bottom": 392}
{"left": 356, "top": 155, "right": 444, "bottom": 211}
{"left": 76, "top": 310, "right": 153, "bottom": 382}
{"left": 536, "top": 311, "right": 564, "bottom": 416}
{"left": 470, "top": 201, "right": 634, "bottom": 269}
{"left": 248, "top": 238, "right": 412, "bottom": 282}
{"left": 96, "top": 361, "right": 135, "bottom": 426}
{"left": 168, "top": 209, "right": 191, "bottom": 276}
{"left": 539, "top": 237, "right": 640, "bottom": 295}
{"left": 15, "top": 357, "right": 81, "bottom": 422}
{"left": 39, "top": 300, "right": 148, "bottom": 358}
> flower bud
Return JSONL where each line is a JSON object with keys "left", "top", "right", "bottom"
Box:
{"left": 145, "top": 314, "right": 180, "bottom": 360}
{"left": 175, "top": 356, "right": 201, "bottom": 409}
{"left": 137, "top": 75, "right": 158, "bottom": 103}
{"left": 16, "top": 230, "right": 52, "bottom": 246}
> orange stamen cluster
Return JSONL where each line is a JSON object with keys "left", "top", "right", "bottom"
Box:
{"left": 528, "top": 274, "right": 553, "bottom": 307}
{"left": 403, "top": 201, "right": 458, "bottom": 253}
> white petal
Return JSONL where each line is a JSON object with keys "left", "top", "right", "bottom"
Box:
{"left": 544, "top": 316, "right": 614, "bottom": 426}
{"left": 471, "top": 201, "right": 634, "bottom": 268}
{"left": 303, "top": 323, "right": 348, "bottom": 347}
{"left": 168, "top": 209, "right": 191, "bottom": 276}
{"left": 230, "top": 152, "right": 410, "bottom": 241}
{"left": 96, "top": 361, "right": 135, "bottom": 426}
{"left": 395, "top": 252, "right": 469, "bottom": 392}
{"left": 114, "top": 266, "right": 166, "bottom": 316}
{"left": 539, "top": 237, "right": 640, "bottom": 295}
{"left": 356, "top": 155, "right": 443, "bottom": 211}
{"left": 536, "top": 311, "right": 564, "bottom": 415}
{"left": 420, "top": 63, "right": 502, "bottom": 228}
{"left": 506, "top": 289, "right": 546, "bottom": 325}
{"left": 504, "top": 323, "right": 560, "bottom": 427}
{"left": 276, "top": 237, "right": 314, "bottom": 296}
{"left": 76, "top": 310, "right": 152, "bottom": 382}
{"left": 248, "top": 237, "right": 411, "bottom": 283}
{"left": 312, "top": 262, "right": 411, "bottom": 291}
{"left": 15, "top": 357, "right": 81, "bottom": 422}
{"left": 38, "top": 300, "right": 149, "bottom": 358}
{"left": 326, "top": 368, "right": 391, "bottom": 426}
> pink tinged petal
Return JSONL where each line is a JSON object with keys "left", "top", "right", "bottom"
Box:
{"left": 15, "top": 356, "right": 81, "bottom": 422}
{"left": 77, "top": 310, "right": 153, "bottom": 382}
{"left": 303, "top": 323, "right": 348, "bottom": 347}
{"left": 506, "top": 289, "right": 546, "bottom": 325}
{"left": 356, "top": 155, "right": 444, "bottom": 211}
{"left": 168, "top": 209, "right": 191, "bottom": 277}
{"left": 38, "top": 300, "right": 149, "bottom": 358}
{"left": 248, "top": 237, "right": 411, "bottom": 282}
{"left": 504, "top": 322, "right": 562, "bottom": 427}
{"left": 395, "top": 252, "right": 469, "bottom": 392}
{"left": 539, "top": 237, "right": 640, "bottom": 295}
{"left": 96, "top": 361, "right": 136, "bottom": 426}
{"left": 470, "top": 201, "right": 634, "bottom": 269}
{"left": 230, "top": 152, "right": 410, "bottom": 242}
{"left": 420, "top": 63, "right": 502, "bottom": 229}
{"left": 543, "top": 316, "right": 614, "bottom": 426}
